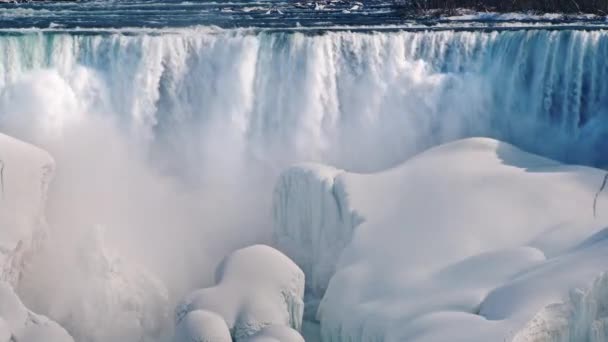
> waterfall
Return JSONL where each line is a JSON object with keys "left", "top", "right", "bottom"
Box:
{"left": 0, "top": 29, "right": 607, "bottom": 171}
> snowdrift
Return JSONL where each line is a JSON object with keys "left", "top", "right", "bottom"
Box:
{"left": 175, "top": 245, "right": 305, "bottom": 341}
{"left": 0, "top": 133, "right": 54, "bottom": 286}
{"left": 0, "top": 133, "right": 74, "bottom": 341}
{"left": 0, "top": 282, "right": 73, "bottom": 342}
{"left": 247, "top": 325, "right": 305, "bottom": 342}
{"left": 0, "top": 132, "right": 167, "bottom": 342}
{"left": 273, "top": 137, "right": 608, "bottom": 342}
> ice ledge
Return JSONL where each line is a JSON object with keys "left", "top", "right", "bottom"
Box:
{"left": 272, "top": 163, "right": 363, "bottom": 309}
{"left": 513, "top": 271, "right": 608, "bottom": 342}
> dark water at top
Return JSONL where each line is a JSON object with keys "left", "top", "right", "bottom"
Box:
{"left": 1, "top": 0, "right": 608, "bottom": 30}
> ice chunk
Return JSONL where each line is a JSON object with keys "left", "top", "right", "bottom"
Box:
{"left": 175, "top": 245, "right": 305, "bottom": 341}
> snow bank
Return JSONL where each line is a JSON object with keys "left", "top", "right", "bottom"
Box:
{"left": 175, "top": 245, "right": 305, "bottom": 341}
{"left": 513, "top": 271, "right": 608, "bottom": 342}
{"left": 0, "top": 132, "right": 167, "bottom": 342}
{"left": 0, "top": 281, "right": 73, "bottom": 342}
{"left": 0, "top": 133, "right": 54, "bottom": 286}
{"left": 0, "top": 133, "right": 73, "bottom": 340}
{"left": 246, "top": 325, "right": 305, "bottom": 342}
{"left": 273, "top": 137, "right": 608, "bottom": 342}
{"left": 173, "top": 310, "right": 232, "bottom": 342}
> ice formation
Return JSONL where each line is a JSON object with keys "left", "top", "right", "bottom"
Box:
{"left": 512, "top": 271, "right": 608, "bottom": 342}
{"left": 246, "top": 325, "right": 305, "bottom": 342}
{"left": 273, "top": 137, "right": 608, "bottom": 342}
{"left": 175, "top": 245, "right": 305, "bottom": 341}
{"left": 0, "top": 131, "right": 168, "bottom": 342}
{"left": 0, "top": 133, "right": 54, "bottom": 286}
{"left": 173, "top": 310, "right": 232, "bottom": 342}
{"left": 0, "top": 134, "right": 73, "bottom": 342}
{"left": 273, "top": 164, "right": 362, "bottom": 311}
{"left": 17, "top": 226, "right": 170, "bottom": 342}
{"left": 0, "top": 281, "right": 73, "bottom": 342}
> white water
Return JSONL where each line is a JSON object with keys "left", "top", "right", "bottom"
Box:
{"left": 0, "top": 28, "right": 607, "bottom": 341}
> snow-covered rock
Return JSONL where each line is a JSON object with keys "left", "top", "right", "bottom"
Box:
{"left": 0, "top": 281, "right": 73, "bottom": 342}
{"left": 0, "top": 133, "right": 54, "bottom": 286}
{"left": 175, "top": 245, "right": 305, "bottom": 341}
{"left": 246, "top": 325, "right": 305, "bottom": 342}
{"left": 173, "top": 310, "right": 232, "bottom": 342}
{"left": 273, "top": 137, "right": 608, "bottom": 342}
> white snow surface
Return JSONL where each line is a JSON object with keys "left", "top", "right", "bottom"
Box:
{"left": 17, "top": 225, "right": 170, "bottom": 342}
{"left": 0, "top": 133, "right": 54, "bottom": 286}
{"left": 0, "top": 134, "right": 73, "bottom": 342}
{"left": 273, "top": 137, "right": 608, "bottom": 342}
{"left": 246, "top": 325, "right": 305, "bottom": 342}
{"left": 0, "top": 281, "right": 73, "bottom": 342}
{"left": 173, "top": 310, "right": 232, "bottom": 342}
{"left": 0, "top": 133, "right": 74, "bottom": 342}
{"left": 175, "top": 245, "right": 305, "bottom": 341}
{"left": 0, "top": 132, "right": 167, "bottom": 342}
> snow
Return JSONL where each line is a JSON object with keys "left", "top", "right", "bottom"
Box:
{"left": 0, "top": 281, "right": 73, "bottom": 342}
{"left": 512, "top": 272, "right": 608, "bottom": 342}
{"left": 0, "top": 133, "right": 54, "bottom": 286}
{"left": 0, "top": 133, "right": 72, "bottom": 342}
{"left": 173, "top": 310, "right": 232, "bottom": 342}
{"left": 273, "top": 137, "right": 608, "bottom": 342}
{"left": 175, "top": 245, "right": 305, "bottom": 341}
{"left": 0, "top": 132, "right": 168, "bottom": 342}
{"left": 18, "top": 225, "right": 170, "bottom": 342}
{"left": 246, "top": 325, "right": 305, "bottom": 342}
{"left": 273, "top": 164, "right": 362, "bottom": 314}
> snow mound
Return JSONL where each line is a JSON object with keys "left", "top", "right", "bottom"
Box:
{"left": 0, "top": 281, "right": 73, "bottom": 342}
{"left": 0, "top": 133, "right": 54, "bottom": 286}
{"left": 273, "top": 137, "right": 608, "bottom": 342}
{"left": 173, "top": 310, "right": 231, "bottom": 342}
{"left": 175, "top": 245, "right": 305, "bottom": 341}
{"left": 246, "top": 325, "right": 305, "bottom": 342}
